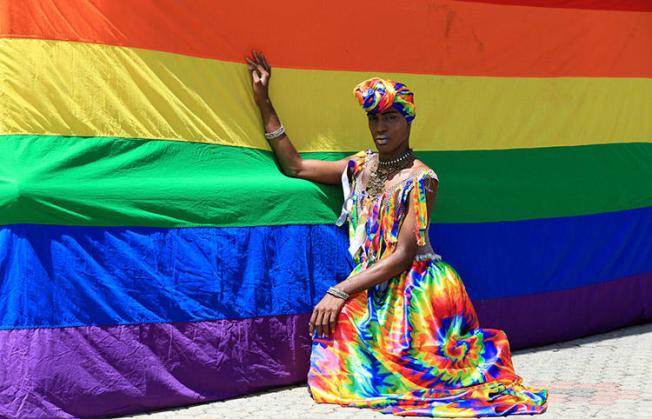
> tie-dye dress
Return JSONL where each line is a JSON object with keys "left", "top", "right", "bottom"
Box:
{"left": 308, "top": 150, "right": 548, "bottom": 417}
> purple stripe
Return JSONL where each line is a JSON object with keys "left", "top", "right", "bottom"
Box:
{"left": 2, "top": 275, "right": 650, "bottom": 417}
{"left": 475, "top": 272, "right": 652, "bottom": 349}
{"left": 0, "top": 314, "right": 311, "bottom": 419}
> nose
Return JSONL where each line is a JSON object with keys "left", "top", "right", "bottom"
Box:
{"left": 376, "top": 119, "right": 388, "bottom": 133}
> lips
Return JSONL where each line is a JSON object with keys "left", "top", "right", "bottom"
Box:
{"left": 375, "top": 136, "right": 389, "bottom": 145}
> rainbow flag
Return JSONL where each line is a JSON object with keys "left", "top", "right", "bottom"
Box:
{"left": 0, "top": 1, "right": 650, "bottom": 417}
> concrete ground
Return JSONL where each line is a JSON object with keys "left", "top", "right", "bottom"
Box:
{"left": 128, "top": 322, "right": 652, "bottom": 418}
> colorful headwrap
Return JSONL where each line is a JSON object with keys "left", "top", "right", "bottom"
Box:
{"left": 353, "top": 78, "right": 416, "bottom": 123}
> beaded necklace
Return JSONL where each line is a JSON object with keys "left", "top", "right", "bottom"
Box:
{"left": 365, "top": 149, "right": 416, "bottom": 197}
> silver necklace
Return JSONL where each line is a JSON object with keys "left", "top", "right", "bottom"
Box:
{"left": 366, "top": 149, "right": 416, "bottom": 197}
{"left": 377, "top": 148, "right": 414, "bottom": 168}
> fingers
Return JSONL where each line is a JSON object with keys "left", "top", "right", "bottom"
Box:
{"left": 252, "top": 49, "right": 270, "bottom": 72}
{"left": 318, "top": 308, "right": 339, "bottom": 337}
{"left": 245, "top": 56, "right": 259, "bottom": 72}
{"left": 252, "top": 50, "right": 263, "bottom": 67}
{"left": 260, "top": 52, "right": 270, "bottom": 73}
{"left": 311, "top": 307, "right": 332, "bottom": 337}
{"left": 311, "top": 295, "right": 345, "bottom": 338}
{"left": 321, "top": 310, "right": 330, "bottom": 337}
{"left": 328, "top": 310, "right": 338, "bottom": 336}
{"left": 259, "top": 71, "right": 269, "bottom": 86}
{"left": 309, "top": 308, "right": 318, "bottom": 336}
{"left": 253, "top": 49, "right": 262, "bottom": 64}
{"left": 322, "top": 307, "right": 340, "bottom": 337}
{"left": 246, "top": 57, "right": 263, "bottom": 74}
{"left": 246, "top": 55, "right": 269, "bottom": 83}
{"left": 256, "top": 63, "right": 268, "bottom": 78}
{"left": 245, "top": 57, "right": 258, "bottom": 80}
{"left": 251, "top": 69, "right": 260, "bottom": 84}
{"left": 314, "top": 310, "right": 324, "bottom": 337}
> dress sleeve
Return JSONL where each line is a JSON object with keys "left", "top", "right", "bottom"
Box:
{"left": 349, "top": 150, "right": 369, "bottom": 178}
{"left": 412, "top": 169, "right": 439, "bottom": 246}
{"left": 335, "top": 150, "right": 370, "bottom": 227}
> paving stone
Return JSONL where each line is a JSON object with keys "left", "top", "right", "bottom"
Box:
{"left": 125, "top": 323, "right": 652, "bottom": 418}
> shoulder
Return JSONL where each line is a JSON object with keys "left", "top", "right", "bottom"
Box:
{"left": 403, "top": 160, "right": 438, "bottom": 200}
{"left": 357, "top": 148, "right": 375, "bottom": 163}
{"left": 347, "top": 149, "right": 375, "bottom": 178}
{"left": 410, "top": 159, "right": 439, "bottom": 184}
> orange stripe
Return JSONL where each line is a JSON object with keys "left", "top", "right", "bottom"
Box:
{"left": 1, "top": 0, "right": 650, "bottom": 77}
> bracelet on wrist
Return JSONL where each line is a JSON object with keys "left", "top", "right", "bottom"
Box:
{"left": 326, "top": 286, "right": 349, "bottom": 300}
{"left": 264, "top": 124, "right": 286, "bottom": 141}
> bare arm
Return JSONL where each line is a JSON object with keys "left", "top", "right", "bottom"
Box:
{"left": 246, "top": 51, "right": 356, "bottom": 185}
{"left": 310, "top": 175, "right": 439, "bottom": 337}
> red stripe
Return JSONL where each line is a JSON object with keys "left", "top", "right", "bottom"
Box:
{"left": 455, "top": 0, "right": 652, "bottom": 12}
{"left": 1, "top": 0, "right": 650, "bottom": 77}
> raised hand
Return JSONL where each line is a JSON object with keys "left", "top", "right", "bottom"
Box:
{"left": 243, "top": 49, "right": 356, "bottom": 185}
{"left": 245, "top": 50, "right": 271, "bottom": 105}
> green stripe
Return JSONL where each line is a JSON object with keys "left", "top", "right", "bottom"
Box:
{"left": 1, "top": 135, "right": 651, "bottom": 227}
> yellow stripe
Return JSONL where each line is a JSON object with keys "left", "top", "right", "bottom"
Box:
{"left": 1, "top": 38, "right": 651, "bottom": 151}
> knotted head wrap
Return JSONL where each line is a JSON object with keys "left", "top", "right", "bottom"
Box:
{"left": 353, "top": 78, "right": 416, "bottom": 123}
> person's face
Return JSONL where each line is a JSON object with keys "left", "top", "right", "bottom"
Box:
{"left": 367, "top": 108, "right": 410, "bottom": 153}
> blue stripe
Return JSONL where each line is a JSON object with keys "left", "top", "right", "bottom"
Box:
{"left": 1, "top": 206, "right": 651, "bottom": 329}
{"left": 0, "top": 225, "right": 354, "bottom": 329}
{"left": 434, "top": 206, "right": 652, "bottom": 300}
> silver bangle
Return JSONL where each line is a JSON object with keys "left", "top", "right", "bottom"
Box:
{"left": 264, "top": 125, "right": 286, "bottom": 140}
{"left": 326, "top": 286, "right": 349, "bottom": 300}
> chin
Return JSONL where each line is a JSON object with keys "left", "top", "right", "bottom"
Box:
{"left": 374, "top": 142, "right": 391, "bottom": 151}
